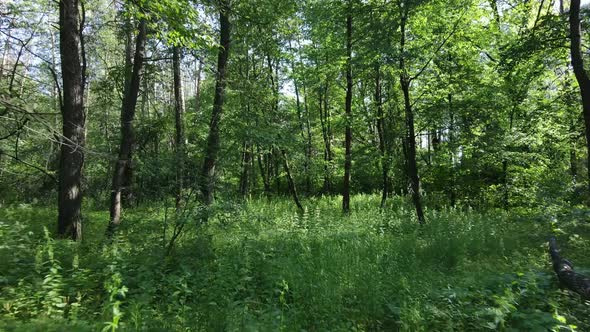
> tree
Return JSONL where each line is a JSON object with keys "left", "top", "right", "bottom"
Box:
{"left": 569, "top": 0, "right": 590, "bottom": 203}
{"left": 200, "top": 0, "right": 231, "bottom": 206}
{"left": 374, "top": 63, "right": 388, "bottom": 208}
{"left": 57, "top": 0, "right": 85, "bottom": 240}
{"left": 342, "top": 0, "right": 353, "bottom": 213}
{"left": 173, "top": 45, "right": 185, "bottom": 209}
{"left": 398, "top": 0, "right": 425, "bottom": 224}
{"left": 1, "top": 0, "right": 585, "bottom": 228}
{"left": 107, "top": 17, "right": 147, "bottom": 235}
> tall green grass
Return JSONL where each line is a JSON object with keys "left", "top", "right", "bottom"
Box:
{"left": 0, "top": 196, "right": 588, "bottom": 331}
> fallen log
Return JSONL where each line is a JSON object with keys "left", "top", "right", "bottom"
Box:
{"left": 548, "top": 236, "right": 590, "bottom": 300}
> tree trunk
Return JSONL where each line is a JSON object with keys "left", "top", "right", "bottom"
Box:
{"left": 489, "top": 0, "right": 500, "bottom": 26}
{"left": 399, "top": 7, "right": 425, "bottom": 224}
{"left": 273, "top": 149, "right": 281, "bottom": 194}
{"left": 549, "top": 236, "right": 590, "bottom": 300}
{"left": 569, "top": 0, "right": 590, "bottom": 204}
{"left": 559, "top": 0, "right": 564, "bottom": 15}
{"left": 401, "top": 80, "right": 425, "bottom": 224}
{"left": 239, "top": 141, "right": 251, "bottom": 198}
{"left": 375, "top": 64, "right": 388, "bottom": 208}
{"left": 342, "top": 7, "right": 353, "bottom": 213}
{"left": 265, "top": 54, "right": 284, "bottom": 196}
{"left": 502, "top": 107, "right": 514, "bottom": 209}
{"left": 195, "top": 58, "right": 203, "bottom": 115}
{"left": 173, "top": 46, "right": 185, "bottom": 209}
{"left": 257, "top": 147, "right": 271, "bottom": 196}
{"left": 448, "top": 93, "right": 456, "bottom": 207}
{"left": 303, "top": 83, "right": 313, "bottom": 194}
{"left": 57, "top": 0, "right": 85, "bottom": 240}
{"left": 107, "top": 19, "right": 147, "bottom": 235}
{"left": 290, "top": 40, "right": 312, "bottom": 196}
{"left": 318, "top": 83, "right": 332, "bottom": 194}
{"left": 570, "top": 122, "right": 578, "bottom": 184}
{"left": 120, "top": 14, "right": 134, "bottom": 206}
{"left": 281, "top": 149, "right": 304, "bottom": 211}
{"left": 0, "top": 17, "right": 13, "bottom": 80}
{"left": 200, "top": 2, "right": 231, "bottom": 205}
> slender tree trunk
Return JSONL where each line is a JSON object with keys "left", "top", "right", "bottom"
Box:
{"left": 570, "top": 122, "right": 578, "bottom": 184}
{"left": 289, "top": 40, "right": 311, "bottom": 196}
{"left": 47, "top": 31, "right": 60, "bottom": 171}
{"left": 281, "top": 149, "right": 304, "bottom": 211}
{"left": 107, "top": 19, "right": 147, "bottom": 235}
{"left": 399, "top": 7, "right": 425, "bottom": 224}
{"left": 560, "top": 0, "right": 564, "bottom": 14}
{"left": 239, "top": 141, "right": 251, "bottom": 197}
{"left": 140, "top": 58, "right": 149, "bottom": 119}
{"left": 200, "top": 2, "right": 231, "bottom": 205}
{"left": 326, "top": 84, "right": 334, "bottom": 190}
{"left": 303, "top": 83, "right": 313, "bottom": 194}
{"left": 489, "top": 0, "right": 500, "bottom": 26}
{"left": 238, "top": 49, "right": 251, "bottom": 198}
{"left": 0, "top": 18, "right": 13, "bottom": 80}
{"left": 401, "top": 81, "right": 425, "bottom": 224}
{"left": 120, "top": 15, "right": 134, "bottom": 205}
{"left": 448, "top": 93, "right": 456, "bottom": 207}
{"left": 273, "top": 149, "right": 281, "bottom": 193}
{"left": 342, "top": 7, "right": 353, "bottom": 213}
{"left": 265, "top": 55, "right": 283, "bottom": 195}
{"left": 318, "top": 83, "right": 332, "bottom": 193}
{"left": 57, "top": 0, "right": 85, "bottom": 240}
{"left": 375, "top": 64, "right": 388, "bottom": 208}
{"left": 401, "top": 137, "right": 410, "bottom": 195}
{"left": 257, "top": 147, "right": 271, "bottom": 196}
{"left": 173, "top": 46, "right": 185, "bottom": 209}
{"left": 195, "top": 58, "right": 203, "bottom": 115}
{"left": 501, "top": 106, "right": 515, "bottom": 209}
{"left": 569, "top": 0, "right": 590, "bottom": 204}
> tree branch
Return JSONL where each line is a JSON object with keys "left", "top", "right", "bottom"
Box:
{"left": 409, "top": 8, "right": 467, "bottom": 83}
{"left": 0, "top": 149, "right": 57, "bottom": 183}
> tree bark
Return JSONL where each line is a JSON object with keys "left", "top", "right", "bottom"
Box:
{"left": 273, "top": 149, "right": 281, "bottom": 194}
{"left": 173, "top": 46, "right": 185, "bottom": 209}
{"left": 342, "top": 7, "right": 353, "bottom": 213}
{"left": 57, "top": 0, "right": 85, "bottom": 240}
{"left": 264, "top": 54, "right": 284, "bottom": 196}
{"left": 318, "top": 82, "right": 332, "bottom": 194}
{"left": 107, "top": 19, "right": 147, "bottom": 235}
{"left": 489, "top": 0, "right": 500, "bottom": 26}
{"left": 200, "top": 1, "right": 231, "bottom": 205}
{"left": 303, "top": 83, "right": 313, "bottom": 194}
{"left": 448, "top": 93, "right": 456, "bottom": 207}
{"left": 501, "top": 106, "right": 515, "bottom": 209}
{"left": 257, "top": 147, "right": 271, "bottom": 196}
{"left": 194, "top": 58, "right": 203, "bottom": 115}
{"left": 375, "top": 64, "right": 388, "bottom": 208}
{"left": 290, "top": 40, "right": 312, "bottom": 195}
{"left": 239, "top": 141, "right": 251, "bottom": 197}
{"left": 0, "top": 17, "right": 12, "bottom": 80}
{"left": 570, "top": 122, "right": 578, "bottom": 184}
{"left": 120, "top": 13, "right": 134, "bottom": 205}
{"left": 281, "top": 149, "right": 304, "bottom": 211}
{"left": 569, "top": 0, "right": 590, "bottom": 204}
{"left": 549, "top": 236, "right": 590, "bottom": 300}
{"left": 399, "top": 5, "right": 425, "bottom": 224}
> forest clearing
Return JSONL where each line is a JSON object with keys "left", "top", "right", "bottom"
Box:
{"left": 2, "top": 0, "right": 590, "bottom": 330}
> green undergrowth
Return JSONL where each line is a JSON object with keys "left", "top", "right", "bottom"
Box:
{"left": 1, "top": 195, "right": 589, "bottom": 331}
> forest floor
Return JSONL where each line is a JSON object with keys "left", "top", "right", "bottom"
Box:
{"left": 1, "top": 195, "right": 590, "bottom": 331}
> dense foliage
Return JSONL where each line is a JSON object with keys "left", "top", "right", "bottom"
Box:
{"left": 1, "top": 0, "right": 590, "bottom": 329}
{"left": 1, "top": 198, "right": 590, "bottom": 330}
